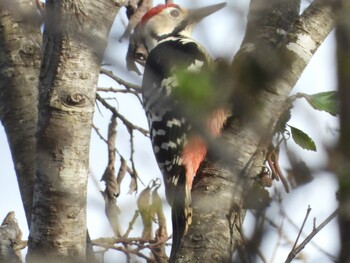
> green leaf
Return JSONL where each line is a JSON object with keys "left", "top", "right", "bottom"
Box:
{"left": 290, "top": 126, "right": 317, "bottom": 151}
{"left": 174, "top": 69, "right": 216, "bottom": 113}
{"left": 305, "top": 91, "right": 338, "bottom": 116}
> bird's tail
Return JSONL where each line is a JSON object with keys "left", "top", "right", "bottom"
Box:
{"left": 169, "top": 180, "right": 192, "bottom": 262}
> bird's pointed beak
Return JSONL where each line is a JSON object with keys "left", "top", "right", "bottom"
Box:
{"left": 187, "top": 2, "right": 226, "bottom": 24}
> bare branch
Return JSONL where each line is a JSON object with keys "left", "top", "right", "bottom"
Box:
{"left": 285, "top": 208, "right": 338, "bottom": 263}
{"left": 100, "top": 68, "right": 141, "bottom": 91}
{"left": 269, "top": 198, "right": 338, "bottom": 260}
{"left": 123, "top": 211, "right": 140, "bottom": 239}
{"left": 0, "top": 212, "right": 25, "bottom": 262}
{"left": 291, "top": 206, "right": 312, "bottom": 252}
{"left": 91, "top": 124, "right": 139, "bottom": 181}
{"left": 96, "top": 93, "right": 149, "bottom": 136}
{"left": 92, "top": 235, "right": 171, "bottom": 262}
{"left": 100, "top": 115, "right": 122, "bottom": 237}
{"left": 97, "top": 86, "right": 141, "bottom": 95}
{"left": 0, "top": 0, "right": 42, "bottom": 226}
{"left": 128, "top": 129, "right": 138, "bottom": 194}
{"left": 120, "top": 0, "right": 153, "bottom": 40}
{"left": 35, "top": 0, "right": 45, "bottom": 16}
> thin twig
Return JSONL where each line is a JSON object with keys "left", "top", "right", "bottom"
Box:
{"left": 93, "top": 124, "right": 111, "bottom": 144}
{"left": 100, "top": 115, "right": 122, "bottom": 237}
{"left": 128, "top": 129, "right": 139, "bottom": 193}
{"left": 97, "top": 86, "right": 141, "bottom": 95}
{"left": 123, "top": 210, "right": 140, "bottom": 239}
{"left": 292, "top": 206, "right": 312, "bottom": 251}
{"left": 91, "top": 235, "right": 171, "bottom": 262}
{"left": 92, "top": 124, "right": 136, "bottom": 178}
{"left": 253, "top": 197, "right": 337, "bottom": 262}
{"left": 97, "top": 86, "right": 143, "bottom": 105}
{"left": 285, "top": 208, "right": 339, "bottom": 263}
{"left": 95, "top": 242, "right": 154, "bottom": 262}
{"left": 96, "top": 93, "right": 149, "bottom": 136}
{"left": 277, "top": 198, "right": 337, "bottom": 261}
{"left": 100, "top": 68, "right": 141, "bottom": 91}
{"left": 288, "top": 92, "right": 311, "bottom": 104}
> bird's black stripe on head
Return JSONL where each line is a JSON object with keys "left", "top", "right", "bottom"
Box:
{"left": 151, "top": 18, "right": 189, "bottom": 42}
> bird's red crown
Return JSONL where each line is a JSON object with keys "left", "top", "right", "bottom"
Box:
{"left": 141, "top": 4, "right": 179, "bottom": 25}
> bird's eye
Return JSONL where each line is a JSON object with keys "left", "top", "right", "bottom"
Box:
{"left": 170, "top": 9, "right": 180, "bottom": 17}
{"left": 135, "top": 52, "right": 146, "bottom": 61}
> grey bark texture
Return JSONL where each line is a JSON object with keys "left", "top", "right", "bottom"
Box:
{"left": 26, "top": 0, "right": 122, "bottom": 261}
{"left": 174, "top": 0, "right": 335, "bottom": 262}
{"left": 0, "top": 0, "right": 42, "bottom": 225}
{"left": 0, "top": 212, "right": 25, "bottom": 263}
{"left": 1, "top": 0, "right": 123, "bottom": 260}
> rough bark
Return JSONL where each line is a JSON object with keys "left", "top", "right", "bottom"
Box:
{"left": 0, "top": 212, "right": 25, "bottom": 263}
{"left": 334, "top": 0, "right": 350, "bottom": 262}
{"left": 26, "top": 0, "right": 122, "bottom": 261}
{"left": 174, "top": 0, "right": 334, "bottom": 262}
{"left": 0, "top": 0, "right": 42, "bottom": 225}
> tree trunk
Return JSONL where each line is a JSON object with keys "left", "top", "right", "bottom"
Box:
{"left": 334, "top": 0, "right": 350, "bottom": 262}
{"left": 0, "top": 212, "right": 24, "bottom": 263}
{"left": 175, "top": 0, "right": 334, "bottom": 262}
{"left": 26, "top": 0, "right": 122, "bottom": 261}
{"left": 0, "top": 0, "right": 42, "bottom": 225}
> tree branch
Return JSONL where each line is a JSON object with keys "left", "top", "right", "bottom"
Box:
{"left": 100, "top": 115, "right": 122, "bottom": 237}
{"left": 0, "top": 0, "right": 41, "bottom": 226}
{"left": 285, "top": 208, "right": 339, "bottom": 262}
{"left": 175, "top": 0, "right": 335, "bottom": 262}
{"left": 96, "top": 93, "right": 149, "bottom": 136}
{"left": 27, "top": 0, "right": 122, "bottom": 261}
{"left": 100, "top": 68, "right": 141, "bottom": 91}
{"left": 0, "top": 212, "right": 25, "bottom": 263}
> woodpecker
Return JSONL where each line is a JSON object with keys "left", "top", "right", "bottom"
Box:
{"left": 138, "top": 2, "right": 227, "bottom": 259}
